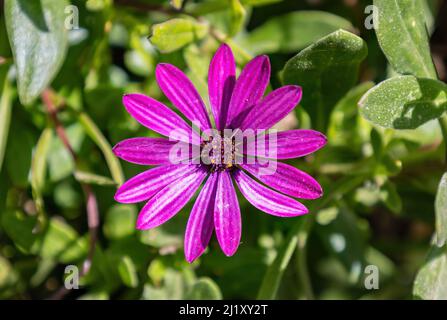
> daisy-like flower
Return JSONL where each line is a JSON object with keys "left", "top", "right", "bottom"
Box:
{"left": 113, "top": 44, "right": 327, "bottom": 262}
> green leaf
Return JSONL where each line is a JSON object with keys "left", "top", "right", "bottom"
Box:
{"left": 5, "top": 119, "right": 35, "bottom": 187}
{"left": 229, "top": 0, "right": 246, "bottom": 36}
{"left": 31, "top": 128, "right": 52, "bottom": 194}
{"left": 170, "top": 0, "right": 184, "bottom": 10}
{"left": 48, "top": 123, "right": 85, "bottom": 182}
{"left": 414, "top": 245, "right": 447, "bottom": 299}
{"left": 328, "top": 82, "right": 374, "bottom": 147}
{"left": 435, "top": 173, "right": 447, "bottom": 246}
{"left": 0, "top": 70, "right": 13, "bottom": 173}
{"left": 149, "top": 18, "right": 208, "bottom": 53}
{"left": 74, "top": 170, "right": 116, "bottom": 186}
{"left": 4, "top": 0, "right": 69, "bottom": 105}
{"left": 380, "top": 180, "right": 402, "bottom": 214}
{"left": 39, "top": 218, "right": 87, "bottom": 263}
{"left": 1, "top": 210, "right": 39, "bottom": 253}
{"left": 373, "top": 0, "right": 437, "bottom": 79}
{"left": 103, "top": 204, "right": 136, "bottom": 240}
{"left": 118, "top": 256, "right": 138, "bottom": 288}
{"left": 31, "top": 128, "right": 52, "bottom": 217}
{"left": 243, "top": 11, "right": 353, "bottom": 54}
{"left": 186, "top": 278, "right": 223, "bottom": 300}
{"left": 359, "top": 76, "right": 447, "bottom": 129}
{"left": 282, "top": 30, "right": 367, "bottom": 131}
{"left": 79, "top": 112, "right": 124, "bottom": 185}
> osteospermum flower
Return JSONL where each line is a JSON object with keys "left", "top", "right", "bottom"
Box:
{"left": 113, "top": 44, "right": 327, "bottom": 262}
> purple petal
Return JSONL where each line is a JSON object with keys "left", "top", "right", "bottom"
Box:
{"left": 233, "top": 170, "right": 308, "bottom": 217}
{"left": 123, "top": 94, "right": 200, "bottom": 144}
{"left": 214, "top": 170, "right": 241, "bottom": 257}
{"left": 184, "top": 172, "right": 219, "bottom": 263}
{"left": 208, "top": 43, "right": 236, "bottom": 130}
{"left": 136, "top": 167, "right": 208, "bottom": 230}
{"left": 239, "top": 85, "right": 302, "bottom": 130}
{"left": 226, "top": 55, "right": 270, "bottom": 128}
{"left": 241, "top": 161, "right": 323, "bottom": 199}
{"left": 113, "top": 137, "right": 191, "bottom": 165}
{"left": 244, "top": 130, "right": 327, "bottom": 159}
{"left": 156, "top": 63, "right": 211, "bottom": 131}
{"left": 115, "top": 164, "right": 199, "bottom": 203}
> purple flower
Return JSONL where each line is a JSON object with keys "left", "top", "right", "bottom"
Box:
{"left": 113, "top": 44, "right": 327, "bottom": 262}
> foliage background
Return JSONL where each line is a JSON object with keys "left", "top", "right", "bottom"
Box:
{"left": 0, "top": 0, "right": 447, "bottom": 300}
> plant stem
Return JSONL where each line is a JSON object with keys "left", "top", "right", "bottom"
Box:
{"left": 295, "top": 216, "right": 315, "bottom": 299}
{"left": 439, "top": 115, "right": 447, "bottom": 164}
{"left": 42, "top": 89, "right": 99, "bottom": 288}
{"left": 257, "top": 174, "right": 366, "bottom": 299}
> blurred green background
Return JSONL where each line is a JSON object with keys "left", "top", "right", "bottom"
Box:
{"left": 0, "top": 0, "right": 447, "bottom": 300}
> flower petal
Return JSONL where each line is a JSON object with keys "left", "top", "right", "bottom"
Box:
{"left": 184, "top": 172, "right": 219, "bottom": 263}
{"left": 244, "top": 130, "right": 327, "bottom": 159}
{"left": 115, "top": 164, "right": 199, "bottom": 203}
{"left": 136, "top": 167, "right": 208, "bottom": 230}
{"left": 214, "top": 170, "right": 241, "bottom": 257}
{"left": 123, "top": 93, "right": 200, "bottom": 145}
{"left": 156, "top": 63, "right": 211, "bottom": 131}
{"left": 113, "top": 137, "right": 191, "bottom": 165}
{"left": 239, "top": 85, "right": 302, "bottom": 130}
{"left": 208, "top": 43, "right": 236, "bottom": 130}
{"left": 233, "top": 170, "right": 308, "bottom": 217}
{"left": 226, "top": 55, "right": 270, "bottom": 128}
{"left": 241, "top": 161, "right": 323, "bottom": 199}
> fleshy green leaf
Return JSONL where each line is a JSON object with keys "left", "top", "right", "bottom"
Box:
{"left": 74, "top": 170, "right": 116, "bottom": 186}
{"left": 5, "top": 120, "right": 35, "bottom": 187}
{"left": 359, "top": 76, "right": 447, "bottom": 129}
{"left": 229, "top": 0, "right": 246, "bottom": 36}
{"left": 0, "top": 68, "right": 13, "bottom": 173}
{"left": 186, "top": 278, "right": 223, "bottom": 300}
{"left": 1, "top": 210, "right": 39, "bottom": 253}
{"left": 40, "top": 218, "right": 87, "bottom": 263}
{"left": 118, "top": 256, "right": 138, "bottom": 288}
{"left": 435, "top": 173, "right": 447, "bottom": 246}
{"left": 4, "top": 0, "right": 69, "bottom": 105}
{"left": 31, "top": 128, "right": 52, "bottom": 218}
{"left": 149, "top": 18, "right": 208, "bottom": 53}
{"left": 48, "top": 123, "right": 85, "bottom": 182}
{"left": 243, "top": 11, "right": 353, "bottom": 54}
{"left": 282, "top": 29, "right": 367, "bottom": 131}
{"left": 170, "top": 0, "right": 184, "bottom": 10}
{"left": 103, "top": 204, "right": 136, "bottom": 240}
{"left": 79, "top": 112, "right": 124, "bottom": 185}
{"left": 328, "top": 82, "right": 374, "bottom": 147}
{"left": 373, "top": 0, "right": 437, "bottom": 79}
{"left": 414, "top": 245, "right": 447, "bottom": 300}
{"left": 380, "top": 180, "right": 402, "bottom": 214}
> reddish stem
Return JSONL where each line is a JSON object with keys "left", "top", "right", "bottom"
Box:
{"left": 42, "top": 89, "right": 100, "bottom": 298}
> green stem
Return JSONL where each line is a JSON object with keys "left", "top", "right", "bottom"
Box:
{"left": 257, "top": 174, "right": 366, "bottom": 300}
{"left": 438, "top": 115, "right": 447, "bottom": 164}
{"left": 295, "top": 216, "right": 315, "bottom": 299}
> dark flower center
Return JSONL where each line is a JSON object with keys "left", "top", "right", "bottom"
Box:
{"left": 200, "top": 132, "right": 239, "bottom": 172}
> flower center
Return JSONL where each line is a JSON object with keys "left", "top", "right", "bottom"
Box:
{"left": 200, "top": 132, "right": 238, "bottom": 172}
